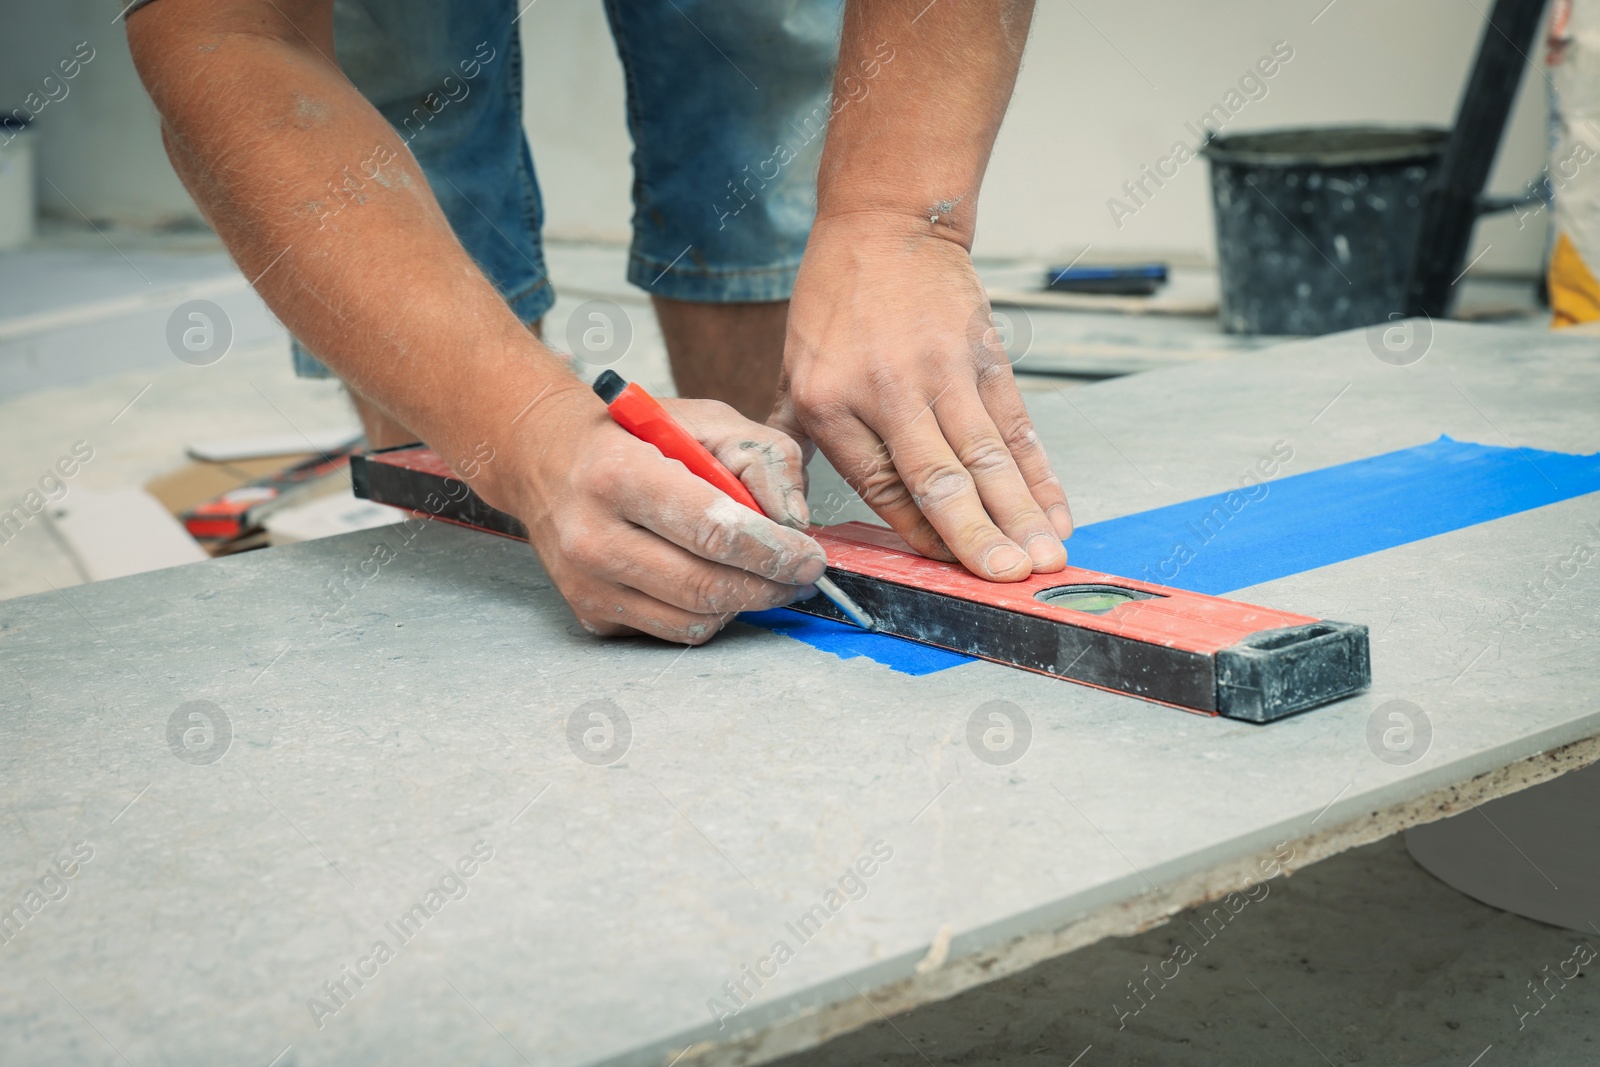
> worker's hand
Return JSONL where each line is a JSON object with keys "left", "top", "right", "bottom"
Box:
{"left": 771, "top": 213, "right": 1073, "bottom": 581}
{"left": 504, "top": 387, "right": 827, "bottom": 644}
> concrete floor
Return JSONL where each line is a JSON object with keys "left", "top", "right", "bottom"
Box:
{"left": 3, "top": 231, "right": 1588, "bottom": 1066}
{"left": 775, "top": 835, "right": 1599, "bottom": 1067}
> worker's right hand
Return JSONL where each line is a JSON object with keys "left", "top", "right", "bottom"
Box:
{"left": 497, "top": 385, "right": 828, "bottom": 644}
{"left": 772, "top": 213, "right": 1072, "bottom": 582}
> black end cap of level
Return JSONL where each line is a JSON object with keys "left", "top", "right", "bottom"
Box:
{"left": 1214, "top": 620, "right": 1371, "bottom": 723}
{"left": 349, "top": 451, "right": 372, "bottom": 500}
{"left": 592, "top": 369, "right": 627, "bottom": 404}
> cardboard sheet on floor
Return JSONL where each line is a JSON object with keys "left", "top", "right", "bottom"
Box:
{"left": 45, "top": 486, "right": 208, "bottom": 581}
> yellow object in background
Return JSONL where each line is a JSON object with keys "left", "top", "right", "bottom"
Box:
{"left": 1550, "top": 233, "right": 1600, "bottom": 327}
{"left": 1547, "top": 0, "right": 1600, "bottom": 327}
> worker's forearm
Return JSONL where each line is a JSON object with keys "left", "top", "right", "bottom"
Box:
{"left": 126, "top": 3, "right": 575, "bottom": 511}
{"left": 817, "top": 0, "right": 1034, "bottom": 249}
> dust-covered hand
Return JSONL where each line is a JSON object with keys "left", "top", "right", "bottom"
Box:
{"left": 771, "top": 213, "right": 1073, "bottom": 582}
{"left": 125, "top": 0, "right": 820, "bottom": 640}
{"left": 500, "top": 386, "right": 826, "bottom": 644}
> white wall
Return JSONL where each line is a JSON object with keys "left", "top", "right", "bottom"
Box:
{"left": 519, "top": 0, "right": 1554, "bottom": 274}
{"left": 2, "top": 0, "right": 200, "bottom": 227}
{"left": 986, "top": 0, "right": 1552, "bottom": 270}
{"left": 517, "top": 2, "right": 635, "bottom": 245}
{"left": 3, "top": 0, "right": 1555, "bottom": 273}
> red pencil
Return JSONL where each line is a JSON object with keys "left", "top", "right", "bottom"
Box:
{"left": 591, "top": 370, "right": 876, "bottom": 631}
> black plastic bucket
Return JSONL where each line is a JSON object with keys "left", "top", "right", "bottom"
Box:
{"left": 1203, "top": 126, "right": 1450, "bottom": 335}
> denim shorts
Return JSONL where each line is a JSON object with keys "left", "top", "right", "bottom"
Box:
{"left": 293, "top": 0, "right": 842, "bottom": 378}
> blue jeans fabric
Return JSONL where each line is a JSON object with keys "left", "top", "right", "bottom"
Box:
{"left": 293, "top": 0, "right": 841, "bottom": 379}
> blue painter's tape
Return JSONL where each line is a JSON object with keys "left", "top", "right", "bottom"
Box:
{"left": 742, "top": 435, "right": 1600, "bottom": 673}
{"left": 1066, "top": 435, "right": 1600, "bottom": 596}
{"left": 738, "top": 609, "right": 971, "bottom": 675}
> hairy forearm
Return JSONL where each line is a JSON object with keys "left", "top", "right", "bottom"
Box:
{"left": 126, "top": 0, "right": 576, "bottom": 509}
{"left": 818, "top": 0, "right": 1034, "bottom": 248}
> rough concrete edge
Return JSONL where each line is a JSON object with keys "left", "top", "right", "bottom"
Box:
{"left": 676, "top": 732, "right": 1600, "bottom": 1067}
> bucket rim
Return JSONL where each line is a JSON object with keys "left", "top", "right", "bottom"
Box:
{"left": 1202, "top": 125, "right": 1451, "bottom": 167}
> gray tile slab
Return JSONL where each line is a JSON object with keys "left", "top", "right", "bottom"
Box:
{"left": 1, "top": 322, "right": 1597, "bottom": 1067}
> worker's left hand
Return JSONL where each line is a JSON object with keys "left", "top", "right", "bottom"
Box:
{"left": 771, "top": 212, "right": 1073, "bottom": 581}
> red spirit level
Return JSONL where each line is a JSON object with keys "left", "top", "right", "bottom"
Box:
{"left": 352, "top": 445, "right": 1370, "bottom": 722}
